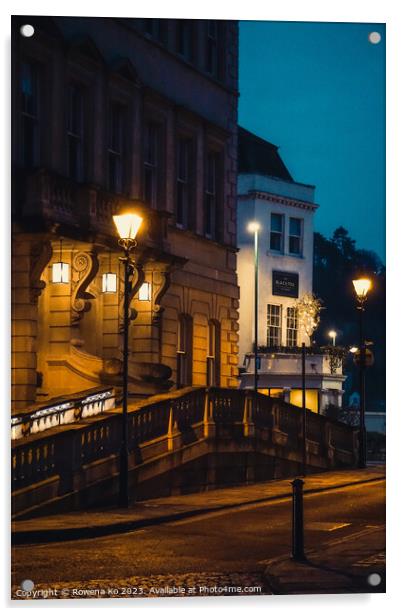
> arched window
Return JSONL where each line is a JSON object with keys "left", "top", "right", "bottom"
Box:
{"left": 177, "top": 314, "right": 193, "bottom": 387}
{"left": 207, "top": 319, "right": 221, "bottom": 387}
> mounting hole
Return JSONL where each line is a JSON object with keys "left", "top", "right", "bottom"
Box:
{"left": 368, "top": 32, "right": 381, "bottom": 45}
{"left": 21, "top": 579, "right": 34, "bottom": 591}
{"left": 20, "top": 24, "right": 35, "bottom": 38}
{"left": 367, "top": 573, "right": 382, "bottom": 587}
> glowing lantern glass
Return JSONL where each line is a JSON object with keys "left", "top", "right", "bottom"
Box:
{"left": 102, "top": 273, "right": 117, "bottom": 293}
{"left": 113, "top": 212, "right": 143, "bottom": 241}
{"left": 352, "top": 278, "right": 372, "bottom": 301}
{"left": 52, "top": 262, "right": 69, "bottom": 283}
{"left": 138, "top": 282, "right": 151, "bottom": 301}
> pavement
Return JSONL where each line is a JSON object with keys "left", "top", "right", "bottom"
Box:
{"left": 264, "top": 523, "right": 385, "bottom": 594}
{"left": 12, "top": 466, "right": 385, "bottom": 545}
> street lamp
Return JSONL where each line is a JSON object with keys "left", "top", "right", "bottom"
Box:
{"left": 247, "top": 221, "right": 261, "bottom": 395}
{"left": 328, "top": 330, "right": 337, "bottom": 346}
{"left": 352, "top": 277, "right": 372, "bottom": 468}
{"left": 113, "top": 210, "right": 143, "bottom": 508}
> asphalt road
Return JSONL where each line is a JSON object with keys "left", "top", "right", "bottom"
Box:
{"left": 12, "top": 479, "right": 385, "bottom": 598}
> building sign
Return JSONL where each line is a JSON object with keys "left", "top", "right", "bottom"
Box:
{"left": 272, "top": 271, "right": 299, "bottom": 298}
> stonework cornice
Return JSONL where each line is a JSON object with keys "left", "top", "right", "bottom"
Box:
{"left": 239, "top": 190, "right": 319, "bottom": 212}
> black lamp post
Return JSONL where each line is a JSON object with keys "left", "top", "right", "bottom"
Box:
{"left": 352, "top": 277, "right": 372, "bottom": 469}
{"left": 113, "top": 211, "right": 143, "bottom": 508}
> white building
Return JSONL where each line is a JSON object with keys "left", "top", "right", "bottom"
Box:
{"left": 237, "top": 128, "right": 345, "bottom": 413}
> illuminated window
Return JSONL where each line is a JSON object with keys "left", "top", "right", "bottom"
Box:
{"left": 290, "top": 389, "right": 319, "bottom": 413}
{"left": 286, "top": 307, "right": 298, "bottom": 347}
{"left": 138, "top": 282, "right": 151, "bottom": 301}
{"left": 267, "top": 304, "right": 282, "bottom": 347}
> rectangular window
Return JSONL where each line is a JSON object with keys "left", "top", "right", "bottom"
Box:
{"left": 286, "top": 307, "right": 298, "bottom": 347}
{"left": 267, "top": 304, "right": 282, "bottom": 347}
{"left": 176, "top": 137, "right": 193, "bottom": 228}
{"left": 270, "top": 213, "right": 284, "bottom": 252}
{"left": 67, "top": 84, "right": 84, "bottom": 182}
{"left": 108, "top": 103, "right": 124, "bottom": 194}
{"left": 206, "top": 20, "right": 218, "bottom": 76}
{"left": 289, "top": 217, "right": 302, "bottom": 255}
{"left": 144, "top": 122, "right": 159, "bottom": 208}
{"left": 21, "top": 61, "right": 39, "bottom": 168}
{"left": 205, "top": 151, "right": 221, "bottom": 239}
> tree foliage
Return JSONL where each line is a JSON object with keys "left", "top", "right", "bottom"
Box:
{"left": 313, "top": 227, "right": 385, "bottom": 410}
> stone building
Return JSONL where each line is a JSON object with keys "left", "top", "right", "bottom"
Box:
{"left": 11, "top": 16, "right": 240, "bottom": 411}
{"left": 237, "top": 128, "right": 345, "bottom": 412}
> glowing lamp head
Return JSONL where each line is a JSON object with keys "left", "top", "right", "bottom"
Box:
{"left": 353, "top": 278, "right": 372, "bottom": 301}
{"left": 113, "top": 212, "right": 143, "bottom": 242}
{"left": 328, "top": 330, "right": 337, "bottom": 339}
{"left": 350, "top": 346, "right": 358, "bottom": 354}
{"left": 247, "top": 221, "right": 261, "bottom": 233}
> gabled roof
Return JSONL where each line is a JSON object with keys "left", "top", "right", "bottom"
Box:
{"left": 238, "top": 126, "right": 294, "bottom": 182}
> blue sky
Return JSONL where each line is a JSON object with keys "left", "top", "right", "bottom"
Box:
{"left": 239, "top": 21, "right": 386, "bottom": 262}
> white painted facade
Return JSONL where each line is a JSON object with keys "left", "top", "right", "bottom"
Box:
{"left": 237, "top": 173, "right": 317, "bottom": 359}
{"left": 237, "top": 163, "right": 345, "bottom": 413}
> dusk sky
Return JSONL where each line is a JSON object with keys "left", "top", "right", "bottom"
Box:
{"left": 239, "top": 21, "right": 386, "bottom": 262}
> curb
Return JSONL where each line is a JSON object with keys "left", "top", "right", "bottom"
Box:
{"left": 12, "top": 475, "right": 385, "bottom": 545}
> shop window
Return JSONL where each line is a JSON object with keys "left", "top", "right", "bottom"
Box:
{"left": 267, "top": 304, "right": 282, "bottom": 347}
{"left": 270, "top": 213, "right": 284, "bottom": 252}
{"left": 289, "top": 217, "right": 303, "bottom": 255}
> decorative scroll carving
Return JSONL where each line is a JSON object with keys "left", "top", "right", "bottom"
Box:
{"left": 29, "top": 240, "right": 53, "bottom": 303}
{"left": 151, "top": 267, "right": 172, "bottom": 323}
{"left": 71, "top": 250, "right": 99, "bottom": 324}
{"left": 118, "top": 261, "right": 145, "bottom": 332}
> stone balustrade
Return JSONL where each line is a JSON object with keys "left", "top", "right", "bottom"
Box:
{"left": 11, "top": 387, "right": 358, "bottom": 516}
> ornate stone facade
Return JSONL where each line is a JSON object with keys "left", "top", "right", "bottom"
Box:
{"left": 11, "top": 16, "right": 239, "bottom": 410}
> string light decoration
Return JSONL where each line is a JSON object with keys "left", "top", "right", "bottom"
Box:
{"left": 295, "top": 293, "right": 323, "bottom": 342}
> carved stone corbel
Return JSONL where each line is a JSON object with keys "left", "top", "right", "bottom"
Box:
{"left": 151, "top": 267, "right": 172, "bottom": 323}
{"left": 71, "top": 250, "right": 99, "bottom": 324}
{"left": 29, "top": 240, "right": 53, "bottom": 303}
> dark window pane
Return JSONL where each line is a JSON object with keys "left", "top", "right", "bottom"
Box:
{"left": 290, "top": 217, "right": 301, "bottom": 236}
{"left": 271, "top": 213, "right": 283, "bottom": 232}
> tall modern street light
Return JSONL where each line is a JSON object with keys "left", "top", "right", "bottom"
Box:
{"left": 113, "top": 210, "right": 143, "bottom": 508}
{"left": 352, "top": 277, "right": 372, "bottom": 469}
{"left": 247, "top": 221, "right": 261, "bottom": 395}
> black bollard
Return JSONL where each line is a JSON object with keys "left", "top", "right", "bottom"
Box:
{"left": 291, "top": 478, "right": 306, "bottom": 561}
